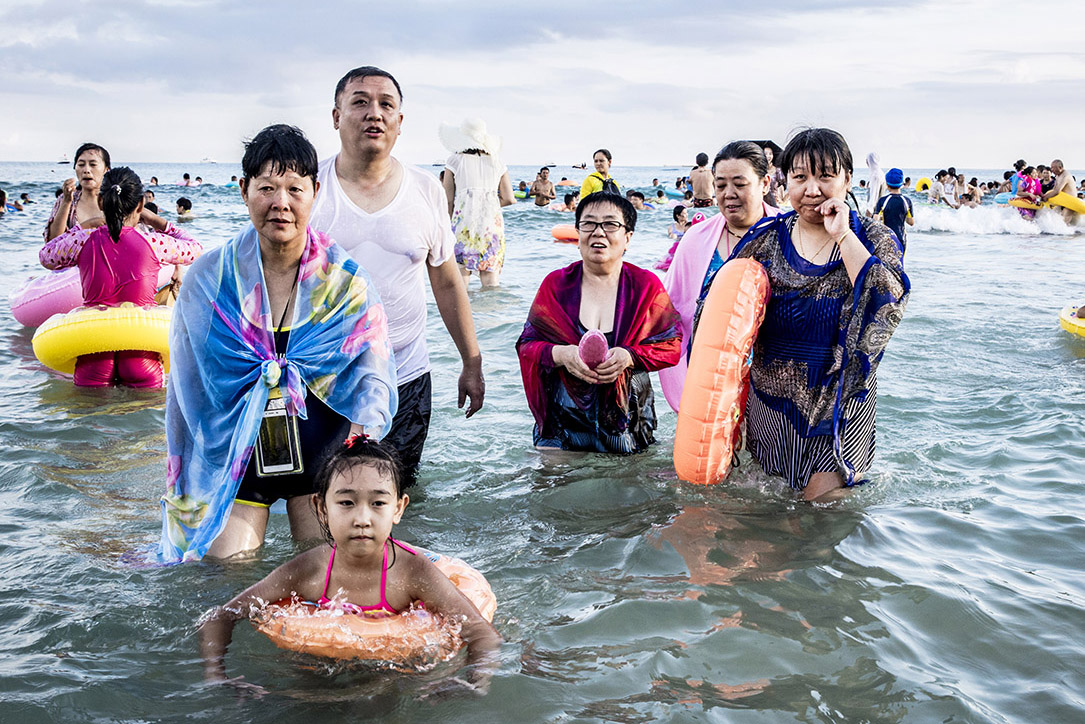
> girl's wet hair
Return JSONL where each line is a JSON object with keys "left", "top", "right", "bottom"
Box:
{"left": 779, "top": 127, "right": 852, "bottom": 178}
{"left": 673, "top": 205, "right": 686, "bottom": 222}
{"left": 74, "top": 142, "right": 111, "bottom": 170}
{"left": 713, "top": 140, "right": 769, "bottom": 179}
{"left": 315, "top": 437, "right": 404, "bottom": 501}
{"left": 100, "top": 167, "right": 144, "bottom": 242}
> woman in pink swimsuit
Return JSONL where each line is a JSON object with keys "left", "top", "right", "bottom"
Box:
{"left": 39, "top": 167, "right": 202, "bottom": 387}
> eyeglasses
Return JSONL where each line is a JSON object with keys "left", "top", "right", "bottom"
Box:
{"left": 576, "top": 220, "right": 627, "bottom": 234}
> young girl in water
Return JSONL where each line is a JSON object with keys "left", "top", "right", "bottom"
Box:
{"left": 39, "top": 167, "right": 201, "bottom": 387}
{"left": 198, "top": 438, "right": 502, "bottom": 690}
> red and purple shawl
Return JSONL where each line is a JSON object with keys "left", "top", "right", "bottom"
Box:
{"left": 516, "top": 261, "right": 682, "bottom": 437}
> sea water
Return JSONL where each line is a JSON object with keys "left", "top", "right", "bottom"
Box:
{"left": 0, "top": 162, "right": 1083, "bottom": 723}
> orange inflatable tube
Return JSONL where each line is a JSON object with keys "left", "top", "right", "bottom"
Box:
{"left": 673, "top": 258, "right": 770, "bottom": 485}
{"left": 253, "top": 548, "right": 496, "bottom": 667}
{"left": 551, "top": 224, "right": 578, "bottom": 243}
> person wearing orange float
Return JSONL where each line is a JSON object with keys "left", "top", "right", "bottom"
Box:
{"left": 199, "top": 438, "right": 501, "bottom": 694}
{"left": 707, "top": 128, "right": 909, "bottom": 501}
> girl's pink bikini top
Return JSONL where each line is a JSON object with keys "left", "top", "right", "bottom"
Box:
{"left": 317, "top": 537, "right": 418, "bottom": 616}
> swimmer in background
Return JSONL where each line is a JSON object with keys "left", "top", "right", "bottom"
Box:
{"left": 1042, "top": 159, "right": 1080, "bottom": 223}
{"left": 1, "top": 188, "right": 23, "bottom": 213}
{"left": 690, "top": 152, "right": 714, "bottom": 207}
{"left": 903, "top": 177, "right": 911, "bottom": 190}
{"left": 668, "top": 205, "right": 689, "bottom": 240}
{"left": 627, "top": 190, "right": 650, "bottom": 211}
{"left": 175, "top": 197, "right": 194, "bottom": 221}
{"left": 144, "top": 188, "right": 155, "bottom": 206}
{"left": 224, "top": 175, "right": 240, "bottom": 188}
{"left": 530, "top": 167, "right": 556, "bottom": 207}
{"left": 653, "top": 189, "right": 667, "bottom": 206}
{"left": 198, "top": 438, "right": 502, "bottom": 694}
{"left": 193, "top": 176, "right": 204, "bottom": 187}
{"left": 681, "top": 190, "right": 694, "bottom": 207}
{"left": 20, "top": 192, "right": 33, "bottom": 205}
{"left": 149, "top": 176, "right": 159, "bottom": 186}
{"left": 552, "top": 192, "right": 578, "bottom": 212}
{"left": 179, "top": 173, "right": 192, "bottom": 186}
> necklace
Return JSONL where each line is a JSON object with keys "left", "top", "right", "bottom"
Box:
{"left": 795, "top": 222, "right": 835, "bottom": 263}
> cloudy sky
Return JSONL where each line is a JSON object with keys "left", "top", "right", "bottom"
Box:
{"left": 1, "top": 0, "right": 1082, "bottom": 168}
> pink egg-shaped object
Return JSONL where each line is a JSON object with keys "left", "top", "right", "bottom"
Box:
{"left": 578, "top": 329, "right": 609, "bottom": 369}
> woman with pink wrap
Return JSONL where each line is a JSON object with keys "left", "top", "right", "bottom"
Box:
{"left": 660, "top": 141, "right": 779, "bottom": 412}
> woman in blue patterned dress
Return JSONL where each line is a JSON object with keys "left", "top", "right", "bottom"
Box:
{"left": 697, "top": 128, "right": 910, "bottom": 501}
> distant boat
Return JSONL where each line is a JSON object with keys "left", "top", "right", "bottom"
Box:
{"left": 200, "top": 157, "right": 217, "bottom": 164}
{"left": 57, "top": 156, "right": 69, "bottom": 165}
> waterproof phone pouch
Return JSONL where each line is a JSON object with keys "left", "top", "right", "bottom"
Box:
{"left": 255, "top": 387, "right": 303, "bottom": 477}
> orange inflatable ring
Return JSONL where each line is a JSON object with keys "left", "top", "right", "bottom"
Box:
{"left": 551, "top": 224, "right": 578, "bottom": 243}
{"left": 253, "top": 548, "right": 496, "bottom": 667}
{"left": 673, "top": 258, "right": 770, "bottom": 485}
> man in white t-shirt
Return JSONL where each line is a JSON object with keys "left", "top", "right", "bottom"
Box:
{"left": 310, "top": 66, "right": 484, "bottom": 486}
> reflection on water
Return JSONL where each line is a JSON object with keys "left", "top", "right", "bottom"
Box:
{"left": 0, "top": 163, "right": 1083, "bottom": 722}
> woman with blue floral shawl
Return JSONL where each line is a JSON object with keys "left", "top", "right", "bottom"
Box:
{"left": 159, "top": 126, "right": 397, "bottom": 563}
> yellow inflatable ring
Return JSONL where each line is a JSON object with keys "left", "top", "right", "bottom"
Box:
{"left": 1059, "top": 305, "right": 1085, "bottom": 338}
{"left": 915, "top": 177, "right": 932, "bottom": 192}
{"left": 1047, "top": 192, "right": 1085, "bottom": 215}
{"left": 254, "top": 548, "right": 496, "bottom": 666}
{"left": 32, "top": 303, "right": 172, "bottom": 374}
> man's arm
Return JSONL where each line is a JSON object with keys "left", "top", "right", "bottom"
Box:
{"left": 427, "top": 259, "right": 485, "bottom": 417}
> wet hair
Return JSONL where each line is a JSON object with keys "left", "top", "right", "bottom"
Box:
{"left": 183, "top": 173, "right": 190, "bottom": 180}
{"left": 144, "top": 201, "right": 158, "bottom": 214}
{"left": 683, "top": 190, "right": 693, "bottom": 199}
{"left": 144, "top": 189, "right": 155, "bottom": 199}
{"left": 630, "top": 191, "right": 645, "bottom": 201}
{"left": 905, "top": 177, "right": 911, "bottom": 183}
{"left": 176, "top": 197, "right": 192, "bottom": 211}
{"left": 0, "top": 189, "right": 6, "bottom": 205}
{"left": 313, "top": 437, "right": 404, "bottom": 541}
{"left": 334, "top": 65, "right": 403, "bottom": 106}
{"left": 575, "top": 191, "right": 636, "bottom": 232}
{"left": 241, "top": 124, "right": 319, "bottom": 184}
{"left": 150, "top": 176, "right": 158, "bottom": 184}
{"left": 99, "top": 167, "right": 144, "bottom": 242}
{"left": 564, "top": 193, "right": 575, "bottom": 204}
{"left": 73, "top": 143, "right": 111, "bottom": 170}
{"left": 778, "top": 127, "right": 853, "bottom": 178}
{"left": 55, "top": 187, "right": 63, "bottom": 198}
{"left": 673, "top": 205, "right": 687, "bottom": 222}
{"left": 713, "top": 140, "right": 769, "bottom": 179}
{"left": 1014, "top": 159, "right": 1026, "bottom": 171}
{"left": 593, "top": 148, "right": 612, "bottom": 162}
{"left": 695, "top": 152, "right": 709, "bottom": 166}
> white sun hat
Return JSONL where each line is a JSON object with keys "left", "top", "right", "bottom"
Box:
{"left": 438, "top": 118, "right": 502, "bottom": 156}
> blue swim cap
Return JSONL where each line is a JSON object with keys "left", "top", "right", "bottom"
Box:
{"left": 886, "top": 168, "right": 904, "bottom": 188}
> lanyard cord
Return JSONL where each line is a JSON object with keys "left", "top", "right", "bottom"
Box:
{"left": 272, "top": 263, "right": 301, "bottom": 357}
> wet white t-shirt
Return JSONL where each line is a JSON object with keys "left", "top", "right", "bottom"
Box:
{"left": 311, "top": 156, "right": 454, "bottom": 386}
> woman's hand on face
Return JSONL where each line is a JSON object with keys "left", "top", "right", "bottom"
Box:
{"left": 592, "top": 346, "right": 633, "bottom": 384}
{"left": 817, "top": 197, "right": 851, "bottom": 238}
{"left": 552, "top": 344, "right": 602, "bottom": 384}
{"left": 61, "top": 178, "right": 77, "bottom": 202}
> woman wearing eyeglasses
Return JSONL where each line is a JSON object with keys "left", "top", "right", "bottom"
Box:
{"left": 516, "top": 192, "right": 681, "bottom": 453}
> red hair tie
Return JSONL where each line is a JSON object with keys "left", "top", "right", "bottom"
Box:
{"left": 344, "top": 432, "right": 369, "bottom": 449}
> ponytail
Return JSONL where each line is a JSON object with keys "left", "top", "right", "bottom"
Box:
{"left": 99, "top": 167, "right": 143, "bottom": 242}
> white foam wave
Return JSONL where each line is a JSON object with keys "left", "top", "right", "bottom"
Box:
{"left": 912, "top": 203, "right": 1082, "bottom": 236}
